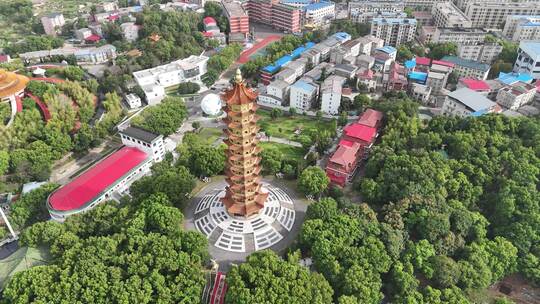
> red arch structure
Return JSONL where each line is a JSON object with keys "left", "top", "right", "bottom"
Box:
{"left": 24, "top": 92, "right": 51, "bottom": 121}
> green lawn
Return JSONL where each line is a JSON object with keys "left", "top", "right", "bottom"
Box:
{"left": 192, "top": 127, "right": 223, "bottom": 146}
{"left": 259, "top": 142, "right": 305, "bottom": 162}
{"left": 257, "top": 109, "right": 334, "bottom": 141}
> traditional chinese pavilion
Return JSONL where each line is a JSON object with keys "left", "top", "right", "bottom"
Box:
{"left": 221, "top": 69, "right": 268, "bottom": 217}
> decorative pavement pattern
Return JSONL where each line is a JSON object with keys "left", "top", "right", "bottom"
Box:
{"left": 194, "top": 184, "right": 296, "bottom": 253}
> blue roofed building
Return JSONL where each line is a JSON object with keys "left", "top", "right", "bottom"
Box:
{"left": 290, "top": 79, "right": 318, "bottom": 111}
{"left": 260, "top": 42, "right": 314, "bottom": 84}
{"left": 497, "top": 72, "right": 534, "bottom": 85}
{"left": 303, "top": 1, "right": 335, "bottom": 29}
{"left": 503, "top": 15, "right": 540, "bottom": 42}
{"left": 513, "top": 41, "right": 540, "bottom": 80}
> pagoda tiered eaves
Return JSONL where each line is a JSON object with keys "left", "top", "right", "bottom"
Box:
{"left": 220, "top": 70, "right": 268, "bottom": 217}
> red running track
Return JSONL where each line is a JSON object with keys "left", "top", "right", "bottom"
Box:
{"left": 30, "top": 77, "right": 66, "bottom": 84}
{"left": 237, "top": 35, "right": 281, "bottom": 64}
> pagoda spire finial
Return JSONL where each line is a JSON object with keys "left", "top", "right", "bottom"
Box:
{"left": 234, "top": 68, "right": 243, "bottom": 84}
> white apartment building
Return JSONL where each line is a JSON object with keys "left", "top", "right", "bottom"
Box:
{"left": 259, "top": 79, "right": 290, "bottom": 106}
{"left": 513, "top": 41, "right": 540, "bottom": 79}
{"left": 496, "top": 82, "right": 536, "bottom": 110}
{"left": 370, "top": 18, "right": 416, "bottom": 47}
{"left": 430, "top": 27, "right": 488, "bottom": 45}
{"left": 283, "top": 59, "right": 308, "bottom": 80}
{"left": 432, "top": 2, "right": 472, "bottom": 28}
{"left": 133, "top": 55, "right": 209, "bottom": 104}
{"left": 357, "top": 35, "right": 384, "bottom": 55}
{"left": 457, "top": 43, "right": 503, "bottom": 64}
{"left": 349, "top": 0, "right": 404, "bottom": 23}
{"left": 121, "top": 22, "right": 140, "bottom": 42}
{"left": 442, "top": 87, "right": 498, "bottom": 117}
{"left": 303, "top": 2, "right": 335, "bottom": 27}
{"left": 503, "top": 15, "right": 540, "bottom": 42}
{"left": 290, "top": 79, "right": 318, "bottom": 112}
{"left": 41, "top": 13, "right": 65, "bottom": 36}
{"left": 463, "top": 1, "right": 540, "bottom": 29}
{"left": 321, "top": 75, "right": 346, "bottom": 115}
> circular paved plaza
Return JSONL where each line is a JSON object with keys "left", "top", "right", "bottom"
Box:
{"left": 185, "top": 179, "right": 307, "bottom": 269}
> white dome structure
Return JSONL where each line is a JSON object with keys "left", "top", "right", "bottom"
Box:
{"left": 201, "top": 93, "right": 222, "bottom": 116}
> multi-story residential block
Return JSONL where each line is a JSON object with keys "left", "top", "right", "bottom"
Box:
{"left": 356, "top": 54, "right": 376, "bottom": 71}
{"left": 121, "top": 22, "right": 140, "bottom": 42}
{"left": 274, "top": 68, "right": 297, "bottom": 84}
{"left": 410, "top": 83, "right": 432, "bottom": 104}
{"left": 513, "top": 41, "right": 540, "bottom": 79}
{"left": 290, "top": 79, "right": 318, "bottom": 111}
{"left": 357, "top": 69, "right": 377, "bottom": 91}
{"left": 430, "top": 27, "right": 487, "bottom": 44}
{"left": 222, "top": 0, "right": 249, "bottom": 35}
{"left": 334, "top": 64, "right": 358, "bottom": 79}
{"left": 432, "top": 2, "right": 471, "bottom": 28}
{"left": 426, "top": 72, "right": 447, "bottom": 94}
{"left": 41, "top": 13, "right": 65, "bottom": 36}
{"left": 496, "top": 81, "right": 536, "bottom": 110}
{"left": 463, "top": 1, "right": 540, "bottom": 29}
{"left": 370, "top": 17, "right": 416, "bottom": 47}
{"left": 133, "top": 55, "right": 209, "bottom": 104}
{"left": 503, "top": 15, "right": 540, "bottom": 41}
{"left": 413, "top": 11, "right": 433, "bottom": 26}
{"left": 442, "top": 87, "right": 499, "bottom": 117}
{"left": 404, "top": 0, "right": 437, "bottom": 9}
{"left": 259, "top": 79, "right": 290, "bottom": 105}
{"left": 457, "top": 43, "right": 503, "bottom": 64}
{"left": 349, "top": 0, "right": 404, "bottom": 23}
{"left": 303, "top": 1, "right": 335, "bottom": 28}
{"left": 357, "top": 35, "right": 384, "bottom": 55}
{"left": 321, "top": 75, "right": 346, "bottom": 115}
{"left": 441, "top": 55, "right": 490, "bottom": 80}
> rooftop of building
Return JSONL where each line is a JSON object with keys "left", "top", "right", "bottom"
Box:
{"left": 371, "top": 17, "right": 416, "bottom": 25}
{"left": 335, "top": 64, "right": 357, "bottom": 73}
{"left": 433, "top": 2, "right": 470, "bottom": 23}
{"left": 120, "top": 126, "right": 161, "bottom": 142}
{"left": 497, "top": 72, "right": 533, "bottom": 85}
{"left": 459, "top": 78, "right": 490, "bottom": 91}
{"left": 329, "top": 142, "right": 361, "bottom": 167}
{"left": 375, "top": 46, "right": 397, "bottom": 55}
{"left": 409, "top": 71, "right": 428, "bottom": 83}
{"left": 413, "top": 11, "right": 432, "bottom": 19}
{"left": 436, "top": 27, "right": 487, "bottom": 34}
{"left": 222, "top": 0, "right": 248, "bottom": 17}
{"left": 322, "top": 75, "right": 345, "bottom": 93}
{"left": 268, "top": 79, "right": 290, "bottom": 90}
{"left": 203, "top": 16, "right": 217, "bottom": 25}
{"left": 440, "top": 56, "right": 490, "bottom": 72}
{"left": 262, "top": 42, "right": 314, "bottom": 74}
{"left": 428, "top": 71, "right": 445, "bottom": 80}
{"left": 519, "top": 41, "right": 540, "bottom": 57}
{"left": 291, "top": 79, "right": 317, "bottom": 92}
{"left": 0, "top": 69, "right": 29, "bottom": 99}
{"left": 344, "top": 123, "right": 377, "bottom": 143}
{"left": 48, "top": 146, "right": 149, "bottom": 212}
{"left": 448, "top": 87, "right": 496, "bottom": 112}
{"left": 499, "top": 81, "right": 536, "bottom": 96}
{"left": 304, "top": 1, "right": 334, "bottom": 11}
{"left": 357, "top": 109, "right": 383, "bottom": 128}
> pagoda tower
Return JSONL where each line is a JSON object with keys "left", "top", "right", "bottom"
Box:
{"left": 221, "top": 69, "right": 268, "bottom": 217}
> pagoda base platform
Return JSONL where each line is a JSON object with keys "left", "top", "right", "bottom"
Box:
{"left": 185, "top": 179, "right": 306, "bottom": 269}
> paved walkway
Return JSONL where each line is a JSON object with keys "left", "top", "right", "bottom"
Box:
{"left": 260, "top": 136, "right": 302, "bottom": 147}
{"left": 184, "top": 178, "right": 308, "bottom": 272}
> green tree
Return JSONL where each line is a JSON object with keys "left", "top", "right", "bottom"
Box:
{"left": 298, "top": 166, "right": 329, "bottom": 197}
{"left": 226, "top": 250, "right": 334, "bottom": 304}
{"left": 0, "top": 150, "right": 9, "bottom": 176}
{"left": 261, "top": 146, "right": 283, "bottom": 175}
{"left": 427, "top": 42, "right": 457, "bottom": 60}
{"left": 132, "top": 96, "right": 187, "bottom": 136}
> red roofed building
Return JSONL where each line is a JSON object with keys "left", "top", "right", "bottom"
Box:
{"left": 431, "top": 60, "right": 455, "bottom": 68}
{"left": 343, "top": 123, "right": 377, "bottom": 147}
{"left": 387, "top": 62, "right": 408, "bottom": 91}
{"left": 415, "top": 57, "right": 431, "bottom": 71}
{"left": 458, "top": 78, "right": 491, "bottom": 95}
{"left": 85, "top": 34, "right": 101, "bottom": 43}
{"left": 326, "top": 142, "right": 362, "bottom": 187}
{"left": 47, "top": 146, "right": 151, "bottom": 221}
{"left": 357, "top": 108, "right": 383, "bottom": 129}
{"left": 204, "top": 16, "right": 217, "bottom": 27}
